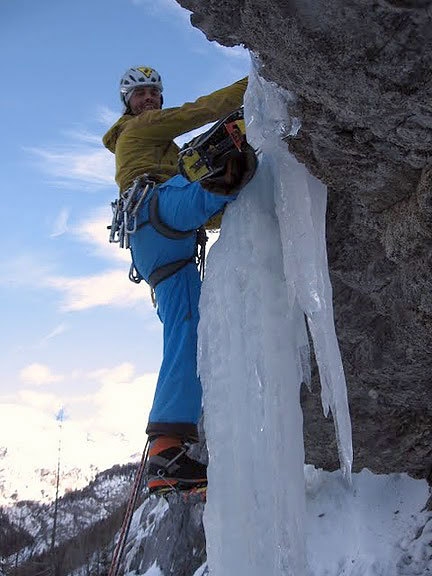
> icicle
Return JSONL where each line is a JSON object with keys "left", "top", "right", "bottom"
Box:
{"left": 245, "top": 57, "right": 353, "bottom": 480}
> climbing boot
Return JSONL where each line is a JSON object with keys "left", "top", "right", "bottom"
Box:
{"left": 147, "top": 436, "right": 207, "bottom": 494}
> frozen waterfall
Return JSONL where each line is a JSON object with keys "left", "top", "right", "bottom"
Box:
{"left": 198, "top": 59, "right": 352, "bottom": 576}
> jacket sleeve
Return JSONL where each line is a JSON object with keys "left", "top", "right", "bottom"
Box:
{"left": 122, "top": 77, "right": 248, "bottom": 144}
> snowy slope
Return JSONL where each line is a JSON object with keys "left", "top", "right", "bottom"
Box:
{"left": 116, "top": 468, "right": 430, "bottom": 576}
{"left": 303, "top": 467, "right": 431, "bottom": 576}
{"left": 191, "top": 468, "right": 431, "bottom": 576}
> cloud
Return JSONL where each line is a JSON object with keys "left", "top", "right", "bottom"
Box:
{"left": 0, "top": 403, "right": 60, "bottom": 445}
{"left": 1, "top": 209, "right": 145, "bottom": 312}
{"left": 0, "top": 364, "right": 158, "bottom": 502}
{"left": 90, "top": 369, "right": 157, "bottom": 439}
{"left": 4, "top": 362, "right": 157, "bottom": 441}
{"left": 18, "top": 388, "right": 62, "bottom": 412}
{"left": 46, "top": 269, "right": 151, "bottom": 311}
{"left": 50, "top": 207, "right": 70, "bottom": 238}
{"left": 49, "top": 210, "right": 220, "bottom": 312}
{"left": 39, "top": 323, "right": 68, "bottom": 345}
{"left": 84, "top": 363, "right": 158, "bottom": 439}
{"left": 72, "top": 208, "right": 131, "bottom": 264}
{"left": 20, "top": 363, "right": 64, "bottom": 386}
{"left": 88, "top": 362, "right": 135, "bottom": 384}
{"left": 0, "top": 253, "right": 54, "bottom": 288}
{"left": 45, "top": 208, "right": 152, "bottom": 312}
{"left": 62, "top": 363, "right": 157, "bottom": 442}
{"left": 63, "top": 129, "right": 103, "bottom": 145}
{"left": 0, "top": 364, "right": 158, "bottom": 472}
{"left": 27, "top": 126, "right": 117, "bottom": 190}
{"left": 28, "top": 144, "right": 115, "bottom": 189}
{"left": 97, "top": 105, "right": 120, "bottom": 127}
{"left": 4, "top": 218, "right": 215, "bottom": 314}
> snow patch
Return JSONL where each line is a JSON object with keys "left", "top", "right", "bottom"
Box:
{"left": 136, "top": 561, "right": 163, "bottom": 576}
{"left": 304, "top": 467, "right": 431, "bottom": 576}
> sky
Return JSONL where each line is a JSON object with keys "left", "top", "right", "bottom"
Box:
{"left": 0, "top": 0, "right": 250, "bottom": 494}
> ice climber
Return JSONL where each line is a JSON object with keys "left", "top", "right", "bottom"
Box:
{"left": 102, "top": 66, "right": 256, "bottom": 493}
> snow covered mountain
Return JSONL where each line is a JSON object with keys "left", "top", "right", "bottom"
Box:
{"left": 0, "top": 462, "right": 137, "bottom": 573}
{"left": 0, "top": 443, "right": 98, "bottom": 507}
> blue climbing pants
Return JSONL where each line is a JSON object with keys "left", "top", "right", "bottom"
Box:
{"left": 129, "top": 175, "right": 237, "bottom": 439}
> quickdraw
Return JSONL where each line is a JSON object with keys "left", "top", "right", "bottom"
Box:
{"left": 108, "top": 175, "right": 156, "bottom": 249}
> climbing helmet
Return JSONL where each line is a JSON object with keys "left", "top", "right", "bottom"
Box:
{"left": 120, "top": 66, "right": 163, "bottom": 105}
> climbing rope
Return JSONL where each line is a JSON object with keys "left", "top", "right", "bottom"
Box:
{"left": 108, "top": 439, "right": 150, "bottom": 576}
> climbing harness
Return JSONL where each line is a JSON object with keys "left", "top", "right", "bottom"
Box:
{"left": 108, "top": 439, "right": 150, "bottom": 576}
{"left": 144, "top": 220, "right": 207, "bottom": 306}
{"left": 147, "top": 224, "right": 207, "bottom": 287}
{"left": 108, "top": 108, "right": 257, "bottom": 299}
{"left": 108, "top": 175, "right": 208, "bottom": 303}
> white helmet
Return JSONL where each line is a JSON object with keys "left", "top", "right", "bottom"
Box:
{"left": 120, "top": 66, "right": 163, "bottom": 105}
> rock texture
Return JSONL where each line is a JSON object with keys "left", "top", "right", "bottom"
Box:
{"left": 177, "top": 0, "right": 432, "bottom": 479}
{"left": 126, "top": 497, "right": 206, "bottom": 576}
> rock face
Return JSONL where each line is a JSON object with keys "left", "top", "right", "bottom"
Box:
{"left": 125, "top": 497, "right": 206, "bottom": 576}
{"left": 177, "top": 0, "right": 432, "bottom": 478}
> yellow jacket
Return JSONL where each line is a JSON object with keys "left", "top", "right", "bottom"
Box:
{"left": 102, "top": 77, "right": 248, "bottom": 192}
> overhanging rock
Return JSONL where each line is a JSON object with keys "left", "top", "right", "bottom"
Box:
{"left": 176, "top": 0, "right": 432, "bottom": 479}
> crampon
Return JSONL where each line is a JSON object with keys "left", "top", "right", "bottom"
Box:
{"left": 150, "top": 483, "right": 207, "bottom": 503}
